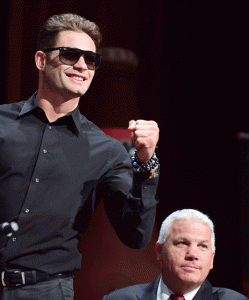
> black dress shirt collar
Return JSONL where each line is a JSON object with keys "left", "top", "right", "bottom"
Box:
{"left": 18, "top": 92, "right": 82, "bottom": 134}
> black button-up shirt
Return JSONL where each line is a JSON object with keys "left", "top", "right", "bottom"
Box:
{"left": 0, "top": 93, "right": 159, "bottom": 274}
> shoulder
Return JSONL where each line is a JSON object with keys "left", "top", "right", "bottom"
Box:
{"left": 78, "top": 114, "right": 105, "bottom": 134}
{"left": 79, "top": 115, "right": 129, "bottom": 154}
{"left": 103, "top": 282, "right": 149, "bottom": 300}
{"left": 0, "top": 101, "right": 26, "bottom": 125}
{"left": 103, "top": 276, "right": 160, "bottom": 300}
{"left": 0, "top": 101, "right": 25, "bottom": 114}
{"left": 79, "top": 115, "right": 120, "bottom": 143}
{"left": 212, "top": 287, "right": 248, "bottom": 299}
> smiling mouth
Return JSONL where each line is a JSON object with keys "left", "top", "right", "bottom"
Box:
{"left": 70, "top": 76, "right": 85, "bottom": 81}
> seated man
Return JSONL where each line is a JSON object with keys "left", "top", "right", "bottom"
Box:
{"left": 103, "top": 209, "right": 248, "bottom": 299}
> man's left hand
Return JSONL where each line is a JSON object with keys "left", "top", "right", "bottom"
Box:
{"left": 128, "top": 120, "right": 159, "bottom": 163}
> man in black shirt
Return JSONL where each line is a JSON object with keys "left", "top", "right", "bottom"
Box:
{"left": 0, "top": 13, "right": 160, "bottom": 299}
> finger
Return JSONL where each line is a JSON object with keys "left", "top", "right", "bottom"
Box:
{"left": 128, "top": 120, "right": 136, "bottom": 130}
{"left": 134, "top": 120, "right": 158, "bottom": 126}
{"left": 133, "top": 121, "right": 158, "bottom": 131}
{"left": 133, "top": 127, "right": 159, "bottom": 139}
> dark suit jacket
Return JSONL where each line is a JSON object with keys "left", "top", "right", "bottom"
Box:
{"left": 102, "top": 275, "right": 248, "bottom": 300}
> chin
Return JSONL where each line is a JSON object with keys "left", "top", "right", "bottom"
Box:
{"left": 74, "top": 87, "right": 90, "bottom": 97}
{"left": 64, "top": 89, "right": 87, "bottom": 99}
{"left": 179, "top": 274, "right": 200, "bottom": 285}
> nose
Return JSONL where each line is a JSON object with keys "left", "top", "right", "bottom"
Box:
{"left": 185, "top": 246, "right": 199, "bottom": 261}
{"left": 73, "top": 55, "right": 88, "bottom": 70}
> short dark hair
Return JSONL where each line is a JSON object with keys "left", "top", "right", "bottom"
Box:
{"left": 37, "top": 13, "right": 102, "bottom": 51}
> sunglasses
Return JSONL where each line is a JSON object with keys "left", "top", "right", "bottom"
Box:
{"left": 42, "top": 47, "right": 102, "bottom": 70}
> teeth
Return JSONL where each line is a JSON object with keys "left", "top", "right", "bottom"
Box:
{"left": 71, "top": 76, "right": 84, "bottom": 81}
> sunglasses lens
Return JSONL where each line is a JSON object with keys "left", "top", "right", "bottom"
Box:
{"left": 84, "top": 53, "right": 99, "bottom": 70}
{"left": 59, "top": 48, "right": 101, "bottom": 70}
{"left": 60, "top": 49, "right": 80, "bottom": 66}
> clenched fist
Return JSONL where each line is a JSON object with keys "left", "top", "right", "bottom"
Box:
{"left": 128, "top": 120, "right": 159, "bottom": 164}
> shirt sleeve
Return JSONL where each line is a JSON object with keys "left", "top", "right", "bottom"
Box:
{"left": 99, "top": 139, "right": 159, "bottom": 249}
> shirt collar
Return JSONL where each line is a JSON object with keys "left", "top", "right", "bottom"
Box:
{"left": 19, "top": 93, "right": 38, "bottom": 116}
{"left": 157, "top": 276, "right": 201, "bottom": 300}
{"left": 19, "top": 92, "right": 82, "bottom": 133}
{"left": 65, "top": 105, "right": 82, "bottom": 133}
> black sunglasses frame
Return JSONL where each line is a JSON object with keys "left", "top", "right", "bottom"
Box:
{"left": 42, "top": 47, "right": 102, "bottom": 70}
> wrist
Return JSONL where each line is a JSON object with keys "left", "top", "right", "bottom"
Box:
{"left": 131, "top": 150, "right": 159, "bottom": 172}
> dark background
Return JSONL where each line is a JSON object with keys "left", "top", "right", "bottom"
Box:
{"left": 0, "top": 0, "right": 248, "bottom": 296}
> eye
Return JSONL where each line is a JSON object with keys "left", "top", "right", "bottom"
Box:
{"left": 85, "top": 54, "right": 95, "bottom": 62}
{"left": 60, "top": 49, "right": 80, "bottom": 65}
{"left": 199, "top": 244, "right": 208, "bottom": 249}
{"left": 62, "top": 50, "right": 78, "bottom": 60}
{"left": 175, "top": 241, "right": 188, "bottom": 247}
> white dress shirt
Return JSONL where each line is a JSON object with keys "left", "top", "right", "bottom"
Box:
{"left": 156, "top": 275, "right": 201, "bottom": 300}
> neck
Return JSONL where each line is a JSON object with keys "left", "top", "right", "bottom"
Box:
{"left": 162, "top": 277, "right": 199, "bottom": 295}
{"left": 36, "top": 89, "right": 80, "bottom": 123}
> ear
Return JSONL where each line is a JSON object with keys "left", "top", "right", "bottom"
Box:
{"left": 35, "top": 51, "right": 46, "bottom": 71}
{"left": 155, "top": 242, "right": 163, "bottom": 262}
{"left": 210, "top": 251, "right": 215, "bottom": 270}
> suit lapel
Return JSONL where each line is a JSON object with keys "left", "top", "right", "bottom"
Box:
{"left": 193, "top": 280, "right": 218, "bottom": 300}
{"left": 138, "top": 276, "right": 161, "bottom": 300}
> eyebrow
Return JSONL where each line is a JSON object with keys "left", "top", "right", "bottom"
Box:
{"left": 173, "top": 237, "right": 188, "bottom": 243}
{"left": 174, "top": 237, "right": 210, "bottom": 244}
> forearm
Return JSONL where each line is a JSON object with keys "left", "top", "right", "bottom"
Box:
{"left": 103, "top": 170, "right": 159, "bottom": 249}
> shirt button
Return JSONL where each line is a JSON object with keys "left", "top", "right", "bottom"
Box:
{"left": 35, "top": 178, "right": 40, "bottom": 183}
{"left": 43, "top": 149, "right": 48, "bottom": 154}
{"left": 25, "top": 209, "right": 30, "bottom": 213}
{"left": 48, "top": 125, "right": 52, "bottom": 129}
{"left": 12, "top": 237, "right": 17, "bottom": 242}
